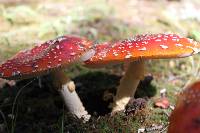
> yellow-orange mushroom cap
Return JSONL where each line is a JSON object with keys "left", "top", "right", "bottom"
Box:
{"left": 85, "top": 33, "right": 200, "bottom": 66}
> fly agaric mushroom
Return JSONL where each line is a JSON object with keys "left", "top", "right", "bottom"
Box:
{"left": 168, "top": 81, "right": 200, "bottom": 133}
{"left": 0, "top": 35, "right": 95, "bottom": 121}
{"left": 85, "top": 33, "right": 200, "bottom": 113}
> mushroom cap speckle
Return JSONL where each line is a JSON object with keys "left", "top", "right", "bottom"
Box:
{"left": 168, "top": 81, "right": 200, "bottom": 133}
{"left": 0, "top": 36, "right": 92, "bottom": 80}
{"left": 85, "top": 33, "right": 200, "bottom": 66}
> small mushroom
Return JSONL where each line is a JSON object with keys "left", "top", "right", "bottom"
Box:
{"left": 85, "top": 33, "right": 200, "bottom": 113}
{"left": 168, "top": 81, "right": 200, "bottom": 133}
{"left": 0, "top": 35, "right": 95, "bottom": 121}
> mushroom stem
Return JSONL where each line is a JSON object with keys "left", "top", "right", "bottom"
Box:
{"left": 52, "top": 70, "right": 91, "bottom": 122}
{"left": 112, "top": 61, "right": 145, "bottom": 113}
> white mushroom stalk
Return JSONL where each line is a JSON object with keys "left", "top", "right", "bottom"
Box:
{"left": 52, "top": 49, "right": 97, "bottom": 121}
{"left": 112, "top": 61, "right": 145, "bottom": 113}
{"left": 52, "top": 70, "right": 91, "bottom": 121}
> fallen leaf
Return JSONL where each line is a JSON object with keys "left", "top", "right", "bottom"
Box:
{"left": 154, "top": 97, "right": 169, "bottom": 109}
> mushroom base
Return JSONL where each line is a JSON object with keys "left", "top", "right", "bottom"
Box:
{"left": 112, "top": 61, "right": 145, "bottom": 113}
{"left": 52, "top": 70, "right": 91, "bottom": 122}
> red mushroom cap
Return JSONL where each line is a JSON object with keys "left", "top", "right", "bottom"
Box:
{"left": 0, "top": 36, "right": 92, "bottom": 79}
{"left": 85, "top": 33, "right": 200, "bottom": 66}
{"left": 168, "top": 81, "right": 200, "bottom": 133}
